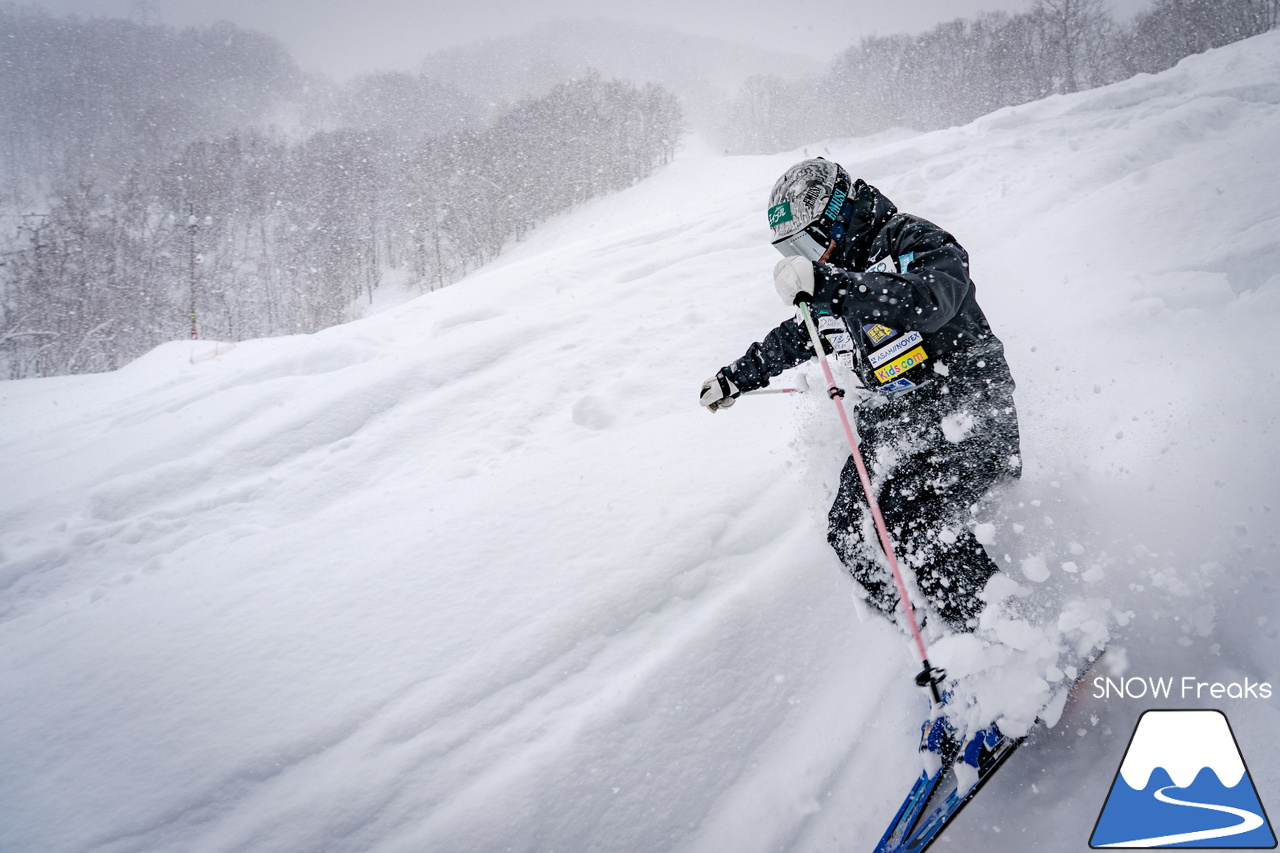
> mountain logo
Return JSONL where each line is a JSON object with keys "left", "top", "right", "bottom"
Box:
{"left": 1091, "top": 709, "right": 1276, "bottom": 848}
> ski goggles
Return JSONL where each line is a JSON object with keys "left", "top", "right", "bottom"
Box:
{"left": 771, "top": 221, "right": 832, "bottom": 261}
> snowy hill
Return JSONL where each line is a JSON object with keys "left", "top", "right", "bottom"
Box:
{"left": 2, "top": 31, "right": 1280, "bottom": 853}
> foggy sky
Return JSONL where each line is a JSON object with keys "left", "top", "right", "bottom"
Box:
{"left": 26, "top": 0, "right": 1154, "bottom": 79}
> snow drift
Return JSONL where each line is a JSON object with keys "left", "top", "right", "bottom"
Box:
{"left": 2, "top": 31, "right": 1279, "bottom": 853}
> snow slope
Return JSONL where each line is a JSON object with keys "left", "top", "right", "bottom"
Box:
{"left": 2, "top": 32, "right": 1279, "bottom": 853}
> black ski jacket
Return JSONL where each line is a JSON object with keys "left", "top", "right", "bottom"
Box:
{"left": 723, "top": 182, "right": 1015, "bottom": 410}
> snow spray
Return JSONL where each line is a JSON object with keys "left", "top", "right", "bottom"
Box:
{"left": 795, "top": 301, "right": 945, "bottom": 704}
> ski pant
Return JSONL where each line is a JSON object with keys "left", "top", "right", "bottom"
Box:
{"left": 827, "top": 381, "right": 1021, "bottom": 632}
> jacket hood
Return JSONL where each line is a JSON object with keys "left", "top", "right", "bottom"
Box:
{"left": 833, "top": 180, "right": 897, "bottom": 269}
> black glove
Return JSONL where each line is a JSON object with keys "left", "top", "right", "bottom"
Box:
{"left": 699, "top": 370, "right": 739, "bottom": 412}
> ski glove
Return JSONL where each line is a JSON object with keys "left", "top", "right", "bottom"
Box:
{"left": 774, "top": 256, "right": 815, "bottom": 305}
{"left": 699, "top": 370, "right": 739, "bottom": 412}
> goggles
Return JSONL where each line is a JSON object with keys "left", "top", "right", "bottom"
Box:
{"left": 771, "top": 222, "right": 832, "bottom": 261}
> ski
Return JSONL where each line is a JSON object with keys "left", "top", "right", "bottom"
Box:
{"left": 874, "top": 727, "right": 1023, "bottom": 853}
{"left": 874, "top": 647, "right": 1108, "bottom": 852}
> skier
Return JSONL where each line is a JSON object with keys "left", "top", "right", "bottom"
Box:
{"left": 700, "top": 158, "right": 1021, "bottom": 633}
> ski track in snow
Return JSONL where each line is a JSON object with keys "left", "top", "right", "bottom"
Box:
{"left": 2, "top": 32, "right": 1280, "bottom": 853}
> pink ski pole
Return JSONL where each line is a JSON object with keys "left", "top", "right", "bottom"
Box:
{"left": 796, "top": 301, "right": 945, "bottom": 704}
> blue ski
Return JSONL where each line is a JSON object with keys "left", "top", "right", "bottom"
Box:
{"left": 874, "top": 727, "right": 1024, "bottom": 853}
{"left": 874, "top": 647, "right": 1107, "bottom": 852}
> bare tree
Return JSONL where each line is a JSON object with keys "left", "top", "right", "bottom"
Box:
{"left": 1032, "top": 0, "right": 1115, "bottom": 93}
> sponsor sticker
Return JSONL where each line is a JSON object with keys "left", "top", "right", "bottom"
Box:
{"left": 862, "top": 324, "right": 898, "bottom": 345}
{"left": 767, "top": 202, "right": 793, "bottom": 228}
{"left": 874, "top": 346, "right": 928, "bottom": 384}
{"left": 824, "top": 188, "right": 847, "bottom": 219}
{"left": 881, "top": 378, "right": 916, "bottom": 394}
{"left": 869, "top": 330, "right": 924, "bottom": 368}
{"left": 866, "top": 255, "right": 898, "bottom": 274}
{"left": 827, "top": 332, "right": 853, "bottom": 352}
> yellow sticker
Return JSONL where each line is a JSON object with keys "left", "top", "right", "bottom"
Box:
{"left": 863, "top": 324, "right": 897, "bottom": 345}
{"left": 874, "top": 346, "right": 928, "bottom": 384}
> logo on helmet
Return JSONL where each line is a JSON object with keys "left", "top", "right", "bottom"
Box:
{"left": 824, "top": 188, "right": 847, "bottom": 219}
{"left": 767, "top": 202, "right": 793, "bottom": 228}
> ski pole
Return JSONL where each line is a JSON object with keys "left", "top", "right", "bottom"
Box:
{"left": 742, "top": 373, "right": 809, "bottom": 397}
{"left": 795, "top": 300, "right": 945, "bottom": 705}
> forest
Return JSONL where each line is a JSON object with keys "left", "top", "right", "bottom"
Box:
{"left": 1, "top": 0, "right": 1275, "bottom": 378}
{"left": 722, "top": 0, "right": 1279, "bottom": 151}
{"left": 0, "top": 7, "right": 680, "bottom": 378}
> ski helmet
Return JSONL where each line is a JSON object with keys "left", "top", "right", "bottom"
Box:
{"left": 766, "top": 158, "right": 854, "bottom": 261}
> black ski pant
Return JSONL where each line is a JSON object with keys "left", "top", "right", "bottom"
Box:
{"left": 827, "top": 384, "right": 1021, "bottom": 632}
